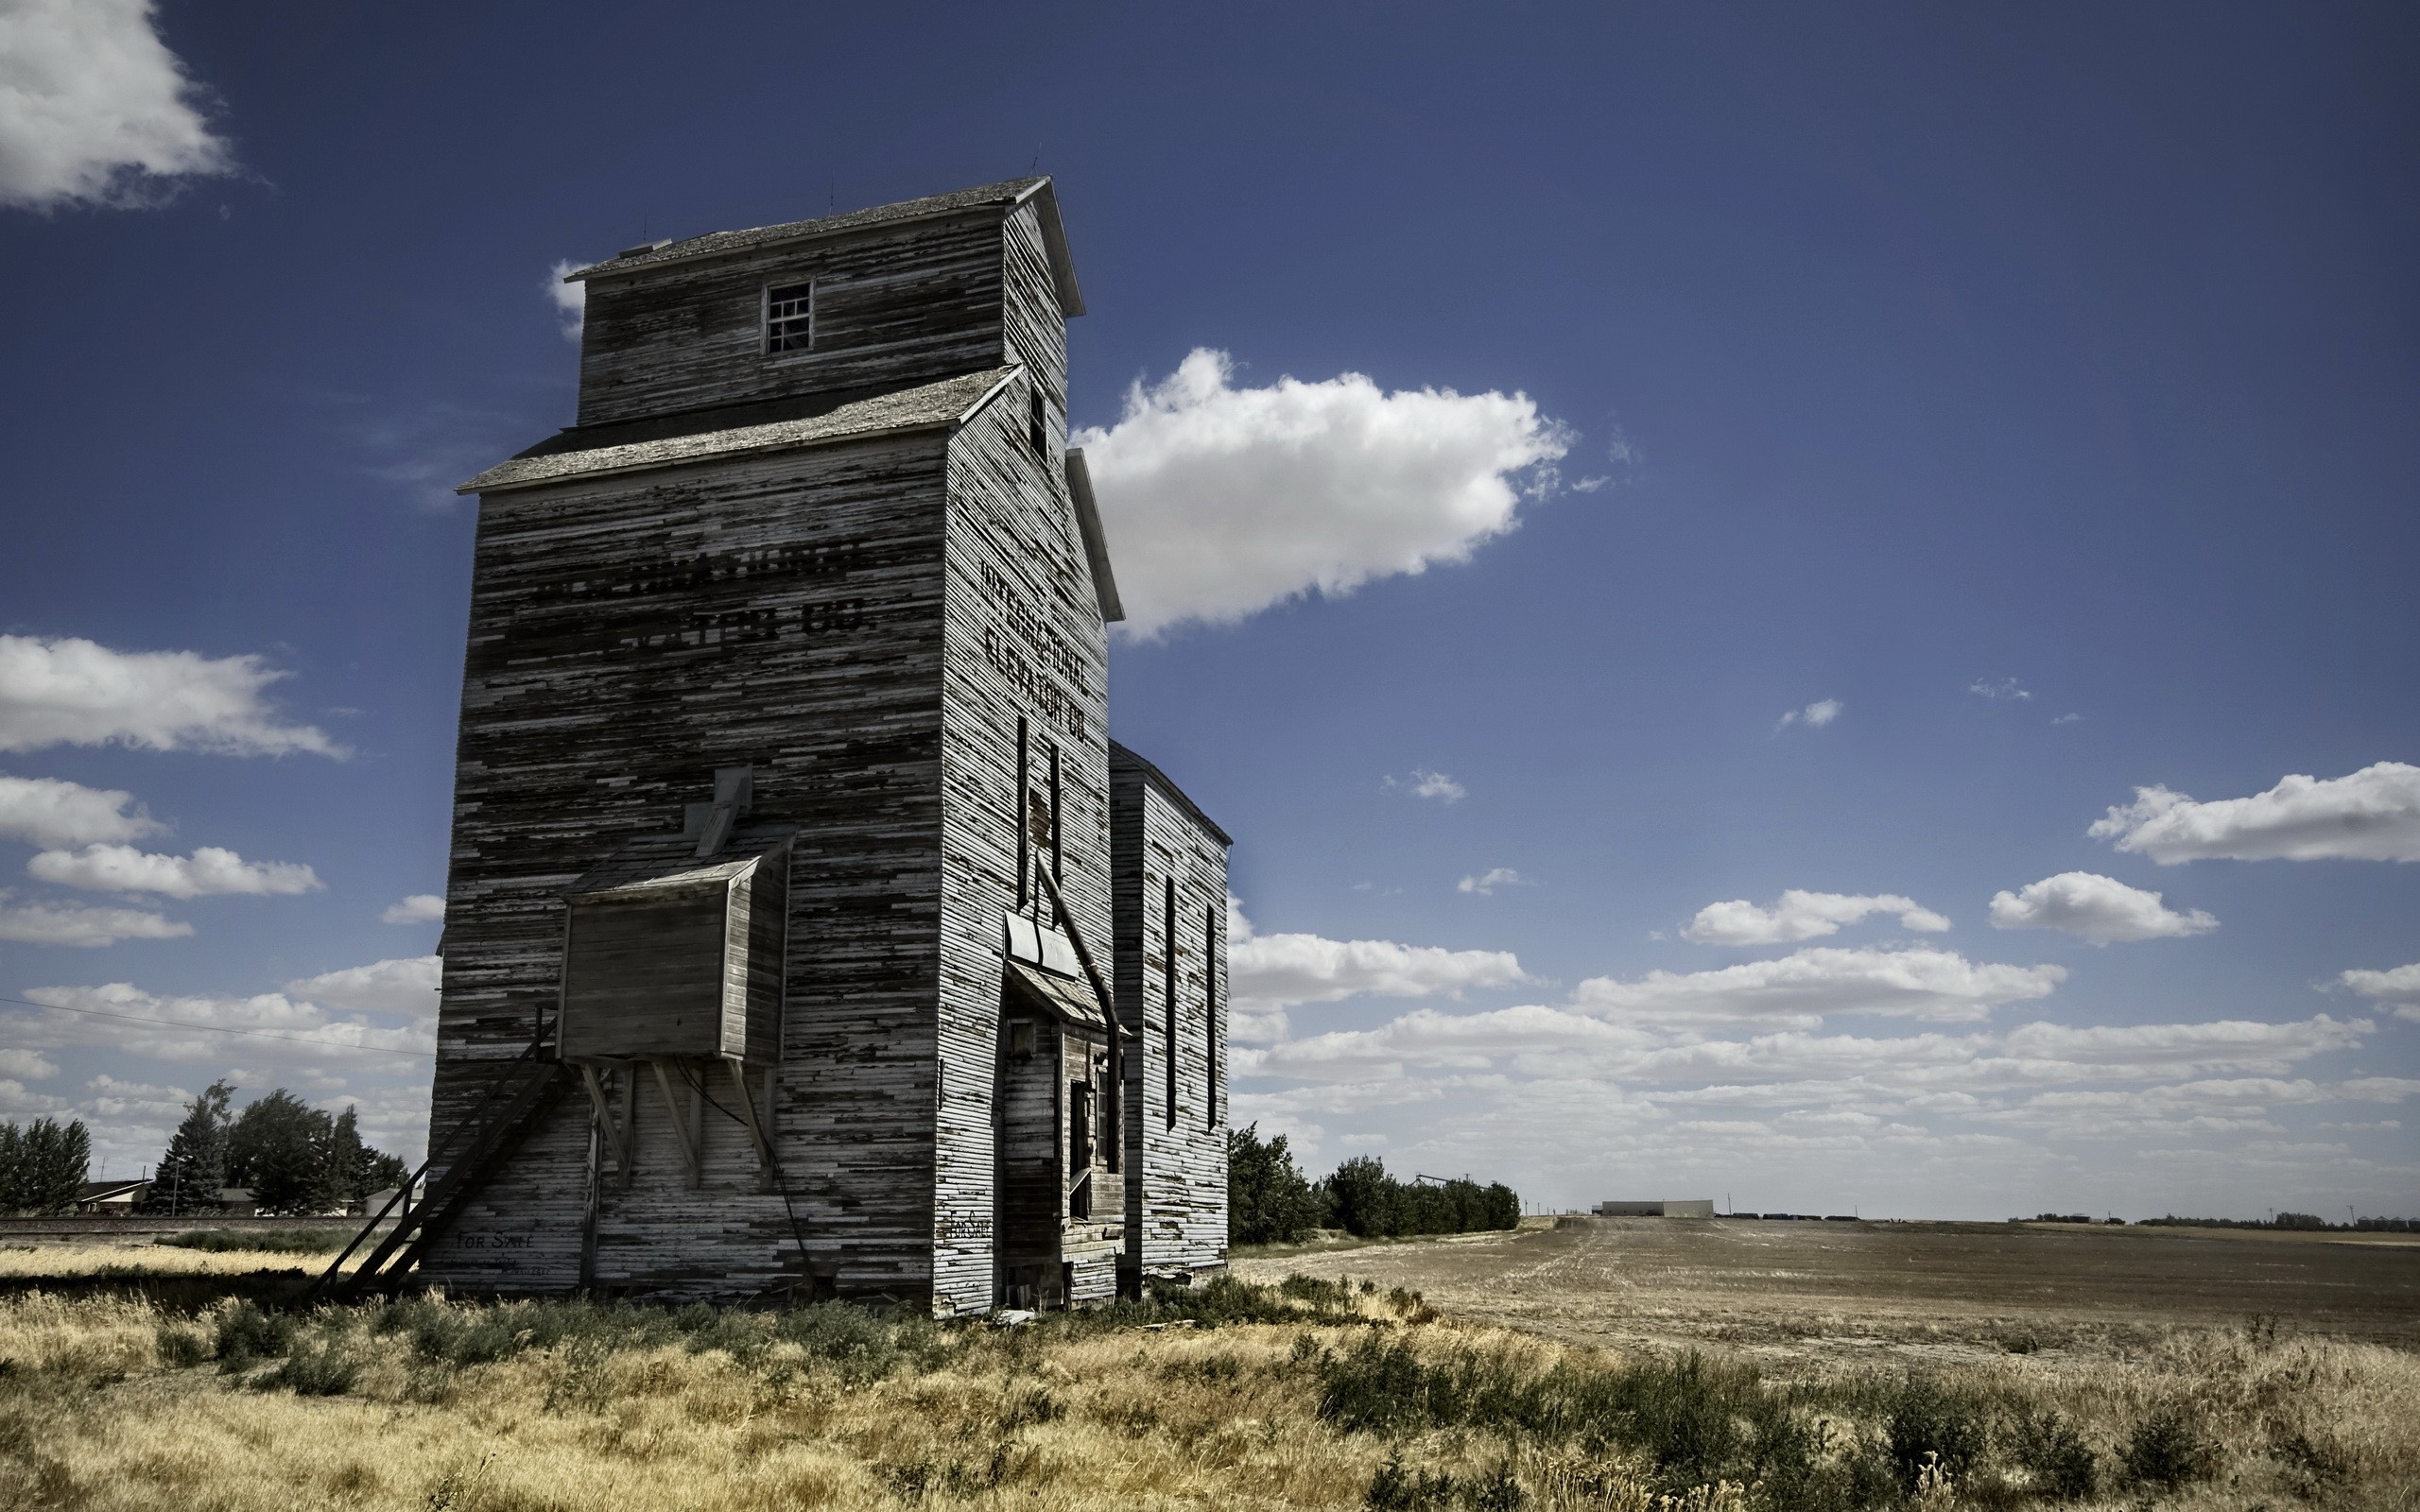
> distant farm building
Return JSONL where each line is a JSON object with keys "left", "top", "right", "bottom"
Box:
{"left": 1596, "top": 1199, "right": 1717, "bottom": 1218}
{"left": 337, "top": 179, "right": 1230, "bottom": 1314}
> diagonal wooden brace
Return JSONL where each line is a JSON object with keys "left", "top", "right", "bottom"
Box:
{"left": 579, "top": 1065, "right": 635, "bottom": 1188}
{"left": 651, "top": 1059, "right": 703, "bottom": 1188}
{"left": 724, "top": 1057, "right": 779, "bottom": 1188}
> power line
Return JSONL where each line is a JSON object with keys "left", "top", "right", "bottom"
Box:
{"left": 0, "top": 994, "right": 434, "bottom": 1061}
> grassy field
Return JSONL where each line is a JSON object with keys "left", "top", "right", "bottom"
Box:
{"left": 0, "top": 1221, "right": 2411, "bottom": 1510}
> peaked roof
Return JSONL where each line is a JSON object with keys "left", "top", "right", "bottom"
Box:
{"left": 565, "top": 176, "right": 1085, "bottom": 317}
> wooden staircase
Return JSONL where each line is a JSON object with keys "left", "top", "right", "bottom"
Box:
{"left": 314, "top": 1046, "right": 567, "bottom": 1301}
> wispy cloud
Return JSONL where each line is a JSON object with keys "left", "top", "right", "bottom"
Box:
{"left": 1775, "top": 698, "right": 1842, "bottom": 732}
{"left": 1383, "top": 768, "right": 1465, "bottom": 803}
{"left": 1684, "top": 890, "right": 1950, "bottom": 946}
{"left": 0, "top": 893, "right": 190, "bottom": 946}
{"left": 545, "top": 260, "right": 588, "bottom": 340}
{"left": 1968, "top": 677, "right": 2031, "bottom": 701}
{"left": 0, "top": 636, "right": 341, "bottom": 757}
{"left": 28, "top": 844, "right": 320, "bottom": 898}
{"left": 1458, "top": 868, "right": 1530, "bottom": 896}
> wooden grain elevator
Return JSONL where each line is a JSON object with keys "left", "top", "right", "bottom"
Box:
{"left": 359, "top": 179, "right": 1229, "bottom": 1314}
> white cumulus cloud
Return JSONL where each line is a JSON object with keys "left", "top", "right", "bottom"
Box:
{"left": 1075, "top": 349, "right": 1570, "bottom": 636}
{"left": 0, "top": 635, "right": 340, "bottom": 757}
{"left": 2338, "top": 963, "right": 2420, "bottom": 1022}
{"left": 1684, "top": 890, "right": 1950, "bottom": 946}
{"left": 28, "top": 843, "right": 320, "bottom": 898}
{"left": 0, "top": 894, "right": 190, "bottom": 946}
{"left": 1383, "top": 769, "right": 1465, "bottom": 803}
{"left": 0, "top": 772, "right": 162, "bottom": 848}
{"left": 19, "top": 980, "right": 432, "bottom": 1061}
{"left": 1988, "top": 871, "right": 2218, "bottom": 944}
{"left": 1776, "top": 698, "right": 1842, "bottom": 731}
{"left": 381, "top": 893, "right": 445, "bottom": 925}
{"left": 284, "top": 955, "right": 441, "bottom": 1018}
{"left": 1229, "top": 910, "right": 1526, "bottom": 1011}
{"left": 1572, "top": 945, "right": 2065, "bottom": 1027}
{"left": 2089, "top": 762, "right": 2420, "bottom": 864}
{"left": 0, "top": 0, "right": 234, "bottom": 212}
{"left": 0, "top": 1048, "right": 58, "bottom": 1079}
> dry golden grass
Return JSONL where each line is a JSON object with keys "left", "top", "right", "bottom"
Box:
{"left": 0, "top": 1235, "right": 2413, "bottom": 1511}
{"left": 0, "top": 1242, "right": 346, "bottom": 1279}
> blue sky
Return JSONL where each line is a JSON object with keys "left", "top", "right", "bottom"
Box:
{"left": 1, "top": 1, "right": 2413, "bottom": 1218}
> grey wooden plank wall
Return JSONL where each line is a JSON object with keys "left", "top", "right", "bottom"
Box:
{"left": 930, "top": 248, "right": 1113, "bottom": 1313}
{"left": 423, "top": 430, "right": 955, "bottom": 1301}
{"left": 425, "top": 189, "right": 1115, "bottom": 1311}
{"left": 1111, "top": 761, "right": 1231, "bottom": 1280}
{"left": 578, "top": 214, "right": 1008, "bottom": 428}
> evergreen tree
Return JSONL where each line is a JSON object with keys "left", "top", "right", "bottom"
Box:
{"left": 1227, "top": 1124, "right": 1327, "bottom": 1245}
{"left": 142, "top": 1079, "right": 234, "bottom": 1214}
{"left": 0, "top": 1121, "right": 23, "bottom": 1212}
{"left": 226, "top": 1090, "right": 337, "bottom": 1213}
{"left": 0, "top": 1118, "right": 92, "bottom": 1214}
{"left": 328, "top": 1104, "right": 365, "bottom": 1210}
{"left": 324, "top": 1105, "right": 410, "bottom": 1212}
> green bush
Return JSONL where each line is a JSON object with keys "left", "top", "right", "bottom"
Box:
{"left": 1365, "top": 1452, "right": 1458, "bottom": 1510}
{"left": 212, "top": 1300, "right": 296, "bottom": 1370}
{"left": 1881, "top": 1374, "right": 1986, "bottom": 1492}
{"left": 2004, "top": 1406, "right": 2097, "bottom": 1500}
{"left": 2120, "top": 1406, "right": 2219, "bottom": 1489}
{"left": 259, "top": 1339, "right": 360, "bottom": 1396}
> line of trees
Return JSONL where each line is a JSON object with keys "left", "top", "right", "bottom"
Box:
{"left": 0, "top": 1117, "right": 93, "bottom": 1214}
{"left": 1228, "top": 1125, "right": 1521, "bottom": 1246}
{"left": 2135, "top": 1212, "right": 2417, "bottom": 1233}
{"left": 144, "top": 1080, "right": 410, "bottom": 1216}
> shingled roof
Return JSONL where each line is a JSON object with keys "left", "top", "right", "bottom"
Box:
{"left": 564, "top": 177, "right": 1085, "bottom": 317}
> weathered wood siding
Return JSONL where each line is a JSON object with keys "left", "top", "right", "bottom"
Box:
{"left": 426, "top": 180, "right": 1134, "bottom": 1311}
{"left": 932, "top": 227, "right": 1113, "bottom": 1311}
{"left": 423, "top": 429, "right": 956, "bottom": 1301}
{"left": 1110, "top": 749, "right": 1231, "bottom": 1280}
{"left": 579, "top": 213, "right": 1011, "bottom": 428}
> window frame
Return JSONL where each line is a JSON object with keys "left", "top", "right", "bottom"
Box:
{"left": 762, "top": 279, "right": 816, "bottom": 359}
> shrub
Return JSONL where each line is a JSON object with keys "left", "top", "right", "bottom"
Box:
{"left": 2004, "top": 1406, "right": 2096, "bottom": 1501}
{"left": 776, "top": 1300, "right": 899, "bottom": 1380}
{"left": 259, "top": 1339, "right": 360, "bottom": 1396}
{"left": 1365, "top": 1452, "right": 1458, "bottom": 1510}
{"left": 2120, "top": 1406, "right": 2219, "bottom": 1489}
{"left": 1881, "top": 1375, "right": 1986, "bottom": 1493}
{"left": 211, "top": 1300, "right": 296, "bottom": 1370}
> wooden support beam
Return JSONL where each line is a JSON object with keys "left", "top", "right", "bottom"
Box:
{"left": 725, "top": 1056, "right": 778, "bottom": 1185}
{"left": 650, "top": 1059, "right": 702, "bottom": 1188}
{"left": 580, "top": 1064, "right": 634, "bottom": 1183}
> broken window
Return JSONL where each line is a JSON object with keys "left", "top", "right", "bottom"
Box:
{"left": 765, "top": 282, "right": 813, "bottom": 353}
